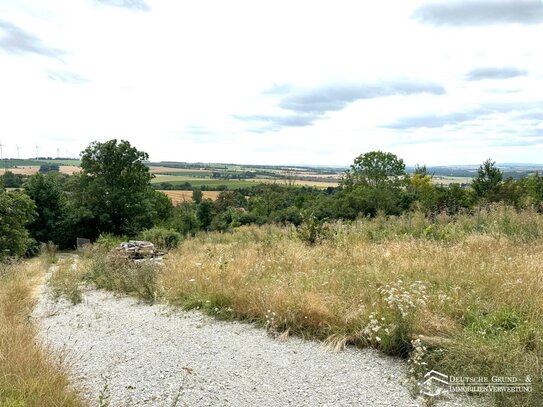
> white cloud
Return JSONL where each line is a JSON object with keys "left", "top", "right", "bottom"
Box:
{"left": 0, "top": 0, "right": 541, "bottom": 165}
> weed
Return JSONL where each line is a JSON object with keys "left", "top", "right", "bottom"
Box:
{"left": 85, "top": 252, "right": 161, "bottom": 303}
{"left": 41, "top": 241, "right": 58, "bottom": 264}
{"left": 49, "top": 258, "right": 84, "bottom": 305}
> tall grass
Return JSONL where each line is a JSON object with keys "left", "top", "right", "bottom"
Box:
{"left": 158, "top": 206, "right": 543, "bottom": 407}
{"left": 49, "top": 258, "right": 85, "bottom": 305}
{"left": 0, "top": 260, "right": 85, "bottom": 407}
{"left": 83, "top": 246, "right": 161, "bottom": 303}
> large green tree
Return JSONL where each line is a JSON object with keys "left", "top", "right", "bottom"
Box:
{"left": 70, "top": 139, "right": 164, "bottom": 237}
{"left": 0, "top": 189, "right": 36, "bottom": 259}
{"left": 24, "top": 173, "right": 69, "bottom": 247}
{"left": 341, "top": 151, "right": 407, "bottom": 190}
{"left": 339, "top": 151, "right": 407, "bottom": 216}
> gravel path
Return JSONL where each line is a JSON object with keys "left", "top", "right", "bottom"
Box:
{"left": 33, "top": 282, "right": 480, "bottom": 406}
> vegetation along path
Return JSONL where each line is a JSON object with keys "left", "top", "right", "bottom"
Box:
{"left": 33, "top": 265, "right": 479, "bottom": 407}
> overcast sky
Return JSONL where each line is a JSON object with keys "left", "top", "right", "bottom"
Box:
{"left": 1, "top": 0, "right": 542, "bottom": 166}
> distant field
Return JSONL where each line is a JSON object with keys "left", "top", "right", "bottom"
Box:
{"left": 166, "top": 179, "right": 261, "bottom": 189}
{"left": 147, "top": 166, "right": 210, "bottom": 174}
{"left": 150, "top": 168, "right": 339, "bottom": 188}
{"left": 0, "top": 159, "right": 80, "bottom": 167}
{"left": 0, "top": 166, "right": 40, "bottom": 175}
{"left": 154, "top": 171, "right": 213, "bottom": 177}
{"left": 431, "top": 176, "right": 472, "bottom": 185}
{"left": 255, "top": 178, "right": 337, "bottom": 188}
{"left": 0, "top": 165, "right": 80, "bottom": 175}
{"left": 151, "top": 174, "right": 197, "bottom": 183}
{"left": 0, "top": 159, "right": 44, "bottom": 167}
{"left": 59, "top": 166, "right": 80, "bottom": 174}
{"left": 159, "top": 190, "right": 220, "bottom": 204}
{"left": 42, "top": 159, "right": 81, "bottom": 166}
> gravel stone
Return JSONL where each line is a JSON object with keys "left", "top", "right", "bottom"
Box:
{"left": 33, "top": 284, "right": 483, "bottom": 407}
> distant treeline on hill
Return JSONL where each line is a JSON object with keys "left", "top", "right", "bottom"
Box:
{"left": 2, "top": 140, "right": 543, "bottom": 260}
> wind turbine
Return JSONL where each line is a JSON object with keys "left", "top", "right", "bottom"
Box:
{"left": 35, "top": 145, "right": 40, "bottom": 160}
{"left": 16, "top": 145, "right": 20, "bottom": 159}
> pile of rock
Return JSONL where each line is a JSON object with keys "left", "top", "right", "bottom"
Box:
{"left": 115, "top": 240, "right": 165, "bottom": 261}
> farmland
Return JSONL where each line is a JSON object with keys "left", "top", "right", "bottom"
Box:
{"left": 159, "top": 190, "right": 221, "bottom": 204}
{"left": 0, "top": 165, "right": 80, "bottom": 175}
{"left": 147, "top": 162, "right": 343, "bottom": 190}
{"left": 4, "top": 159, "right": 543, "bottom": 191}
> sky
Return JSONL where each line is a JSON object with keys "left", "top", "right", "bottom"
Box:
{"left": 0, "top": 0, "right": 542, "bottom": 166}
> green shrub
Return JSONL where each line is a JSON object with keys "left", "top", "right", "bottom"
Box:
{"left": 85, "top": 252, "right": 160, "bottom": 303}
{"left": 140, "top": 227, "right": 182, "bottom": 250}
{"left": 95, "top": 233, "right": 127, "bottom": 251}
{"left": 296, "top": 212, "right": 331, "bottom": 245}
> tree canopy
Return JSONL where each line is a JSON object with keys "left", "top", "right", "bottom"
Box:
{"left": 71, "top": 139, "right": 164, "bottom": 237}
{"left": 341, "top": 151, "right": 406, "bottom": 190}
{"left": 0, "top": 189, "right": 36, "bottom": 259}
{"left": 471, "top": 159, "right": 503, "bottom": 202}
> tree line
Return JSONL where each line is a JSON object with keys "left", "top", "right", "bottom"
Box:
{"left": 1, "top": 140, "right": 542, "bottom": 259}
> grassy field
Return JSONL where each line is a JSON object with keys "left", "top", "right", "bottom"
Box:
{"left": 152, "top": 171, "right": 213, "bottom": 177}
{"left": 70, "top": 205, "right": 543, "bottom": 406}
{"left": 151, "top": 176, "right": 262, "bottom": 189}
{"left": 42, "top": 159, "right": 81, "bottom": 166}
{"left": 0, "top": 260, "right": 84, "bottom": 406}
{"left": 157, "top": 207, "right": 541, "bottom": 407}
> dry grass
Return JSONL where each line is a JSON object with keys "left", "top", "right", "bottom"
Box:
{"left": 159, "top": 190, "right": 220, "bottom": 204}
{"left": 159, "top": 208, "right": 543, "bottom": 406}
{"left": 58, "top": 166, "right": 80, "bottom": 175}
{"left": 0, "top": 260, "right": 85, "bottom": 406}
{"left": 0, "top": 166, "right": 40, "bottom": 175}
{"left": 49, "top": 258, "right": 86, "bottom": 305}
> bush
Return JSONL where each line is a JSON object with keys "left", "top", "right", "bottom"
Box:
{"left": 49, "top": 259, "right": 84, "bottom": 305}
{"left": 296, "top": 212, "right": 331, "bottom": 245}
{"left": 140, "top": 227, "right": 182, "bottom": 250}
{"left": 85, "top": 252, "right": 160, "bottom": 303}
{"left": 95, "top": 233, "right": 128, "bottom": 251}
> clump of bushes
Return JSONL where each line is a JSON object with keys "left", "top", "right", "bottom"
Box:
{"left": 85, "top": 250, "right": 161, "bottom": 303}
{"left": 296, "top": 212, "right": 331, "bottom": 245}
{"left": 140, "top": 227, "right": 182, "bottom": 250}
